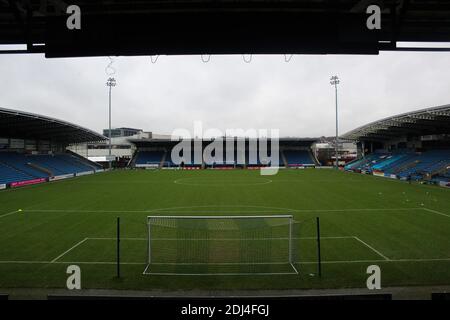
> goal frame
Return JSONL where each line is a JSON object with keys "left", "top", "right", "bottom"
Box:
{"left": 144, "top": 215, "right": 297, "bottom": 275}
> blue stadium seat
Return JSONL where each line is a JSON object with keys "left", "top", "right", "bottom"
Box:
{"left": 0, "top": 161, "right": 35, "bottom": 185}
{"left": 346, "top": 149, "right": 450, "bottom": 180}
{"left": 135, "top": 151, "right": 165, "bottom": 166}
{"left": 0, "top": 152, "right": 48, "bottom": 179}
{"left": 0, "top": 152, "right": 99, "bottom": 185}
{"left": 283, "top": 150, "right": 315, "bottom": 166}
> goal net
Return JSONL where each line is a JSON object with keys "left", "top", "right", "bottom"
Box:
{"left": 144, "top": 215, "right": 298, "bottom": 275}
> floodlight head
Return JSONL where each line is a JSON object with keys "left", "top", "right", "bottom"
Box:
{"left": 330, "top": 75, "right": 340, "bottom": 85}
{"left": 106, "top": 77, "right": 117, "bottom": 87}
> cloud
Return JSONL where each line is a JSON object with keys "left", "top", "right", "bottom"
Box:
{"left": 1, "top": 52, "right": 449, "bottom": 138}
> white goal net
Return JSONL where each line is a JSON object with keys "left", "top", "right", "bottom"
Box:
{"left": 144, "top": 215, "right": 298, "bottom": 275}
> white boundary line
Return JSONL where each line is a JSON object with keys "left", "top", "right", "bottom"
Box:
{"left": 290, "top": 262, "right": 299, "bottom": 274}
{"left": 51, "top": 238, "right": 89, "bottom": 263}
{"left": 85, "top": 236, "right": 353, "bottom": 241}
{"left": 0, "top": 210, "right": 19, "bottom": 219}
{"left": 88, "top": 237, "right": 145, "bottom": 241}
{"left": 22, "top": 207, "right": 423, "bottom": 214}
{"left": 173, "top": 178, "right": 273, "bottom": 187}
{"left": 353, "top": 236, "right": 390, "bottom": 261}
{"left": 143, "top": 263, "right": 298, "bottom": 276}
{"left": 0, "top": 258, "right": 449, "bottom": 266}
{"left": 143, "top": 272, "right": 298, "bottom": 276}
{"left": 148, "top": 262, "right": 292, "bottom": 266}
{"left": 421, "top": 208, "right": 450, "bottom": 218}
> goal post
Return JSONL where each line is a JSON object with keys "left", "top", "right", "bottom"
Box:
{"left": 144, "top": 215, "right": 298, "bottom": 275}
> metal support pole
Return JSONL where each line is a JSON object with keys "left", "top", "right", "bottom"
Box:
{"left": 106, "top": 77, "right": 116, "bottom": 170}
{"left": 109, "top": 85, "right": 112, "bottom": 169}
{"left": 289, "top": 216, "right": 293, "bottom": 263}
{"left": 335, "top": 84, "right": 338, "bottom": 169}
{"left": 316, "top": 217, "right": 322, "bottom": 278}
{"left": 148, "top": 221, "right": 151, "bottom": 265}
{"left": 330, "top": 76, "right": 340, "bottom": 170}
{"left": 116, "top": 216, "right": 120, "bottom": 278}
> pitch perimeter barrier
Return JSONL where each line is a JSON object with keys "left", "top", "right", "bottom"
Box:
{"left": 49, "top": 174, "right": 74, "bottom": 181}
{"left": 10, "top": 178, "right": 46, "bottom": 188}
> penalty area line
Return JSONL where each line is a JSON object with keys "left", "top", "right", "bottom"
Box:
{"left": 0, "top": 210, "right": 19, "bottom": 219}
{"left": 353, "top": 236, "right": 390, "bottom": 261}
{"left": 51, "top": 238, "right": 89, "bottom": 263}
{"left": 421, "top": 208, "right": 450, "bottom": 218}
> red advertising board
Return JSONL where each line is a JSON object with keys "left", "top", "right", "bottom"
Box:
{"left": 11, "top": 178, "right": 46, "bottom": 188}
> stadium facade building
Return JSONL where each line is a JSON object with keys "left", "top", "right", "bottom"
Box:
{"left": 313, "top": 138, "right": 357, "bottom": 166}
{"left": 68, "top": 130, "right": 174, "bottom": 167}
{"left": 341, "top": 104, "right": 450, "bottom": 187}
{"left": 103, "top": 127, "right": 143, "bottom": 138}
{"left": 0, "top": 107, "right": 106, "bottom": 189}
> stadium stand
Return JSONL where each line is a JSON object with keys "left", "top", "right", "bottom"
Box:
{"left": 0, "top": 160, "right": 35, "bottom": 185}
{"left": 0, "top": 107, "right": 106, "bottom": 188}
{"left": 344, "top": 150, "right": 450, "bottom": 181}
{"left": 130, "top": 138, "right": 319, "bottom": 169}
{"left": 135, "top": 150, "right": 165, "bottom": 167}
{"left": 344, "top": 153, "right": 388, "bottom": 173}
{"left": 30, "top": 154, "right": 99, "bottom": 175}
{"left": 0, "top": 152, "right": 49, "bottom": 179}
{"left": 0, "top": 152, "right": 102, "bottom": 185}
{"left": 342, "top": 104, "right": 450, "bottom": 186}
{"left": 283, "top": 150, "right": 316, "bottom": 167}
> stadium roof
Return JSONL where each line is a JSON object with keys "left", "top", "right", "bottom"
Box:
{"left": 1, "top": 0, "right": 450, "bottom": 57}
{"left": 341, "top": 104, "right": 450, "bottom": 142}
{"left": 0, "top": 107, "right": 106, "bottom": 144}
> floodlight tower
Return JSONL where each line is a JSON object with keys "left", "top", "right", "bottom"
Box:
{"left": 106, "top": 77, "right": 116, "bottom": 170}
{"left": 330, "top": 75, "right": 340, "bottom": 169}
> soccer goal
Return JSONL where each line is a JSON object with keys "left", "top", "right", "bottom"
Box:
{"left": 143, "top": 215, "right": 298, "bottom": 275}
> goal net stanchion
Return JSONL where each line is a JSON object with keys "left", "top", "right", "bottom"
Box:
{"left": 144, "top": 215, "right": 298, "bottom": 275}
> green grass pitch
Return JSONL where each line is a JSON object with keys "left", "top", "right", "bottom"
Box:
{"left": 0, "top": 168, "right": 449, "bottom": 291}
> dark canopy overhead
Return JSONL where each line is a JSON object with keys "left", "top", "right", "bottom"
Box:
{"left": 1, "top": 0, "right": 450, "bottom": 57}
{"left": 341, "top": 104, "right": 450, "bottom": 142}
{"left": 0, "top": 107, "right": 106, "bottom": 144}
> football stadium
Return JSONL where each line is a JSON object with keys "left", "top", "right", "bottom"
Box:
{"left": 1, "top": 0, "right": 450, "bottom": 305}
{"left": 0, "top": 103, "right": 449, "bottom": 299}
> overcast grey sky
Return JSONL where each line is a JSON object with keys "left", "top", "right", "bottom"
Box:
{"left": 1, "top": 51, "right": 449, "bottom": 138}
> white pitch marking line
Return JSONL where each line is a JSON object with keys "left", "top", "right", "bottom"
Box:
{"left": 422, "top": 208, "right": 450, "bottom": 218}
{"left": 51, "top": 238, "right": 89, "bottom": 263}
{"left": 87, "top": 237, "right": 145, "bottom": 241}
{"left": 173, "top": 178, "right": 273, "bottom": 187}
{"left": 0, "top": 210, "right": 19, "bottom": 219}
{"left": 291, "top": 208, "right": 422, "bottom": 213}
{"left": 22, "top": 207, "right": 422, "bottom": 213}
{"left": 143, "top": 272, "right": 298, "bottom": 276}
{"left": 148, "top": 262, "right": 292, "bottom": 266}
{"left": 290, "top": 262, "right": 299, "bottom": 275}
{"left": 301, "top": 258, "right": 450, "bottom": 264}
{"left": 1, "top": 258, "right": 450, "bottom": 265}
{"left": 353, "top": 236, "right": 390, "bottom": 261}
{"left": 87, "top": 236, "right": 353, "bottom": 241}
